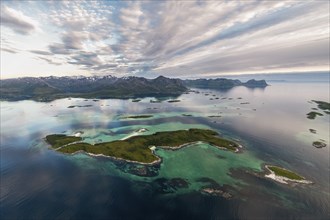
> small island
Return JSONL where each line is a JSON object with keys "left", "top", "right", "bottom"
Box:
{"left": 309, "top": 129, "right": 317, "bottom": 134}
{"left": 167, "top": 99, "right": 181, "bottom": 103}
{"left": 307, "top": 100, "right": 330, "bottom": 118}
{"left": 67, "top": 105, "right": 93, "bottom": 108}
{"left": 45, "top": 128, "right": 240, "bottom": 164}
{"left": 264, "top": 165, "right": 311, "bottom": 184}
{"left": 120, "top": 115, "right": 153, "bottom": 119}
{"left": 306, "top": 111, "right": 323, "bottom": 119}
{"left": 132, "top": 99, "right": 141, "bottom": 102}
{"left": 313, "top": 141, "right": 327, "bottom": 148}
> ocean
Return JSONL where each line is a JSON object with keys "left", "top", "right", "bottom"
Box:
{"left": 1, "top": 72, "right": 329, "bottom": 219}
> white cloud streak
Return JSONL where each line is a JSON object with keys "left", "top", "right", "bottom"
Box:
{"left": 0, "top": 6, "right": 38, "bottom": 35}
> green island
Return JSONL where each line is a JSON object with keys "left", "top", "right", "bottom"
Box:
{"left": 312, "top": 100, "right": 330, "bottom": 111}
{"left": 120, "top": 115, "right": 153, "bottom": 119}
{"left": 45, "top": 129, "right": 240, "bottom": 164}
{"left": 306, "top": 111, "right": 323, "bottom": 119}
{"left": 312, "top": 141, "right": 327, "bottom": 148}
{"left": 267, "top": 165, "right": 304, "bottom": 181}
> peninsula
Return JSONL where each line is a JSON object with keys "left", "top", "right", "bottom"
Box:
{"left": 45, "top": 128, "right": 240, "bottom": 164}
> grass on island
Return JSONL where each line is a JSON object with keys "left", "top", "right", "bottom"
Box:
{"left": 120, "top": 115, "right": 153, "bottom": 119}
{"left": 268, "top": 166, "right": 304, "bottom": 180}
{"left": 45, "top": 134, "right": 82, "bottom": 149}
{"left": 306, "top": 111, "right": 323, "bottom": 119}
{"left": 46, "top": 129, "right": 239, "bottom": 163}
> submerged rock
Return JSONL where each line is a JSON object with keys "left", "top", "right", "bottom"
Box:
{"left": 153, "top": 178, "right": 189, "bottom": 194}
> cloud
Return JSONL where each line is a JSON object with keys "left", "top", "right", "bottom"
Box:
{"left": 146, "top": 1, "right": 329, "bottom": 77}
{"left": 61, "top": 31, "right": 88, "bottom": 50}
{"left": 49, "top": 43, "right": 72, "bottom": 55}
{"left": 29, "top": 50, "right": 52, "bottom": 55}
{"left": 1, "top": 1, "right": 329, "bottom": 77}
{"left": 1, "top": 48, "right": 18, "bottom": 54}
{"left": 68, "top": 52, "right": 103, "bottom": 67}
{"left": 38, "top": 57, "right": 62, "bottom": 66}
{"left": 0, "top": 6, "right": 38, "bottom": 35}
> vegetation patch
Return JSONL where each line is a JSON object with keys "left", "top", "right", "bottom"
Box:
{"left": 45, "top": 134, "right": 82, "bottom": 149}
{"left": 267, "top": 166, "right": 304, "bottom": 180}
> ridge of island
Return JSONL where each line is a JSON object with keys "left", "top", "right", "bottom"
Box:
{"left": 45, "top": 128, "right": 240, "bottom": 164}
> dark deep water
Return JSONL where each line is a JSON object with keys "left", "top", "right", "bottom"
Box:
{"left": 1, "top": 73, "right": 329, "bottom": 219}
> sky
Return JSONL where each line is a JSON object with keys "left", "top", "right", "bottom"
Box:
{"left": 1, "top": 0, "right": 329, "bottom": 79}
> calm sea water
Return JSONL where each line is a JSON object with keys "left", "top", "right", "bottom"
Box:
{"left": 1, "top": 73, "right": 329, "bottom": 219}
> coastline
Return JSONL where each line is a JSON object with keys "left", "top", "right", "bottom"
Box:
{"left": 158, "top": 141, "right": 242, "bottom": 153}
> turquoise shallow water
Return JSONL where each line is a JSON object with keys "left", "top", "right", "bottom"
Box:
{"left": 156, "top": 143, "right": 263, "bottom": 189}
{"left": 60, "top": 119, "right": 264, "bottom": 193}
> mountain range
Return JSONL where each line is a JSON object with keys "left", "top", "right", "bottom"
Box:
{"left": 0, "top": 75, "right": 268, "bottom": 101}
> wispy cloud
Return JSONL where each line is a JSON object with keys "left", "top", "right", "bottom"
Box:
{"left": 37, "top": 57, "right": 62, "bottom": 66}
{"left": 1, "top": 0, "right": 329, "bottom": 78}
{"left": 1, "top": 6, "right": 38, "bottom": 35}
{"left": 1, "top": 48, "right": 17, "bottom": 54}
{"left": 29, "top": 50, "right": 53, "bottom": 56}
